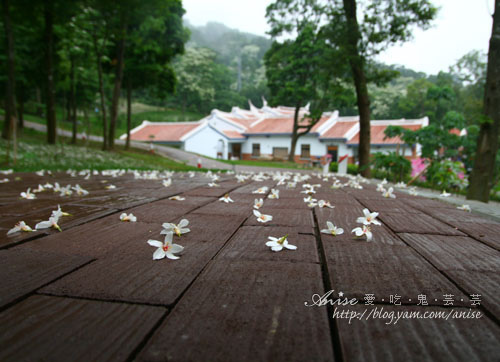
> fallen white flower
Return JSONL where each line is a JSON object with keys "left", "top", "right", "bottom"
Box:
{"left": 208, "top": 182, "right": 219, "bottom": 187}
{"left": 352, "top": 225, "right": 373, "bottom": 241}
{"left": 382, "top": 187, "right": 396, "bottom": 199}
{"left": 169, "top": 195, "right": 185, "bottom": 201}
{"left": 162, "top": 219, "right": 190, "bottom": 237}
{"left": 254, "top": 198, "right": 264, "bottom": 209}
{"left": 120, "top": 213, "right": 137, "bottom": 222}
{"left": 7, "top": 221, "right": 33, "bottom": 235}
{"left": 321, "top": 221, "right": 344, "bottom": 237}
{"left": 252, "top": 186, "right": 269, "bottom": 194}
{"left": 356, "top": 208, "right": 381, "bottom": 226}
{"left": 20, "top": 188, "right": 36, "bottom": 200}
{"left": 318, "top": 200, "right": 335, "bottom": 208}
{"left": 268, "top": 189, "right": 279, "bottom": 199}
{"left": 253, "top": 209, "right": 273, "bottom": 223}
{"left": 457, "top": 204, "right": 471, "bottom": 212}
{"left": 36, "top": 216, "right": 62, "bottom": 232}
{"left": 440, "top": 190, "right": 451, "bottom": 197}
{"left": 72, "top": 184, "right": 89, "bottom": 196}
{"left": 162, "top": 179, "right": 172, "bottom": 187}
{"left": 106, "top": 185, "right": 117, "bottom": 190}
{"left": 33, "top": 184, "right": 46, "bottom": 193}
{"left": 52, "top": 205, "right": 71, "bottom": 219}
{"left": 148, "top": 232, "right": 184, "bottom": 260}
{"left": 219, "top": 194, "right": 234, "bottom": 203}
{"left": 266, "top": 235, "right": 297, "bottom": 252}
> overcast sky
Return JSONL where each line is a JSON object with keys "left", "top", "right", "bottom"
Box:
{"left": 182, "top": 0, "right": 494, "bottom": 75}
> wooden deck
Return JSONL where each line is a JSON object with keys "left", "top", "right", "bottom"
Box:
{"left": 0, "top": 171, "right": 499, "bottom": 361}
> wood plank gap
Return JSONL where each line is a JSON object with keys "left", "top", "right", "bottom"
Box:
{"left": 312, "top": 207, "right": 345, "bottom": 362}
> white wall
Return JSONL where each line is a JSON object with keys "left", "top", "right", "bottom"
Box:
{"left": 184, "top": 126, "right": 229, "bottom": 159}
{"left": 242, "top": 135, "right": 328, "bottom": 157}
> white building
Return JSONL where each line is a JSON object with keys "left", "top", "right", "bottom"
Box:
{"left": 122, "top": 102, "right": 428, "bottom": 164}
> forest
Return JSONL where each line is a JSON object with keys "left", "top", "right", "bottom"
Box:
{"left": 0, "top": 0, "right": 499, "bottom": 201}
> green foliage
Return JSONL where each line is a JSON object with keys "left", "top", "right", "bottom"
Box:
{"left": 426, "top": 160, "right": 467, "bottom": 191}
{"left": 372, "top": 152, "right": 411, "bottom": 182}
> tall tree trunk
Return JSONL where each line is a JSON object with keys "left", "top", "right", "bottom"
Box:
{"left": 93, "top": 37, "right": 108, "bottom": 150}
{"left": 288, "top": 105, "right": 301, "bottom": 162}
{"left": 1, "top": 0, "right": 16, "bottom": 142}
{"left": 70, "top": 56, "right": 77, "bottom": 144}
{"left": 343, "top": 0, "right": 371, "bottom": 177}
{"left": 83, "top": 108, "right": 90, "bottom": 147}
{"left": 17, "top": 84, "right": 24, "bottom": 131}
{"left": 44, "top": 0, "right": 56, "bottom": 144}
{"left": 126, "top": 78, "right": 132, "bottom": 150}
{"left": 108, "top": 23, "right": 127, "bottom": 150}
{"left": 467, "top": 2, "right": 500, "bottom": 202}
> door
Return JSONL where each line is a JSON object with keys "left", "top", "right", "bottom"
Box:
{"left": 327, "top": 146, "right": 338, "bottom": 162}
{"left": 232, "top": 143, "right": 241, "bottom": 159}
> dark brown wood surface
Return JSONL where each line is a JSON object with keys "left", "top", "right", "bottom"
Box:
{"left": 0, "top": 171, "right": 499, "bottom": 361}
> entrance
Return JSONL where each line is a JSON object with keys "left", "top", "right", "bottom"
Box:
{"left": 230, "top": 143, "right": 242, "bottom": 160}
{"left": 327, "top": 146, "right": 338, "bottom": 162}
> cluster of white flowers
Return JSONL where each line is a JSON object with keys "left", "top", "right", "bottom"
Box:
{"left": 148, "top": 219, "right": 190, "bottom": 260}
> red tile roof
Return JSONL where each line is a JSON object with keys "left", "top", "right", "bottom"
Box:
{"left": 224, "top": 116, "right": 259, "bottom": 129}
{"left": 222, "top": 130, "right": 246, "bottom": 139}
{"left": 319, "top": 121, "right": 358, "bottom": 139}
{"left": 130, "top": 123, "right": 200, "bottom": 142}
{"left": 245, "top": 116, "right": 330, "bottom": 134}
{"left": 347, "top": 124, "right": 422, "bottom": 145}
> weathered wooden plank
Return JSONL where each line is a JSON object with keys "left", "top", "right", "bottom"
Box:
{"left": 136, "top": 260, "right": 335, "bottom": 362}
{"left": 244, "top": 207, "right": 314, "bottom": 229}
{"left": 41, "top": 214, "right": 246, "bottom": 305}
{"left": 398, "top": 233, "right": 500, "bottom": 272}
{"left": 315, "top": 204, "right": 405, "bottom": 246}
{"left": 0, "top": 295, "right": 165, "bottom": 362}
{"left": 444, "top": 270, "right": 500, "bottom": 321}
{"left": 335, "top": 305, "right": 500, "bottom": 362}
{"left": 216, "top": 226, "right": 319, "bottom": 264}
{"left": 19, "top": 217, "right": 159, "bottom": 258}
{"left": 453, "top": 221, "right": 500, "bottom": 251}
{"left": 358, "top": 199, "right": 423, "bottom": 214}
{"left": 377, "top": 212, "right": 466, "bottom": 236}
{"left": 0, "top": 248, "right": 92, "bottom": 309}
{"left": 125, "top": 196, "right": 215, "bottom": 223}
{"left": 321, "top": 240, "right": 470, "bottom": 306}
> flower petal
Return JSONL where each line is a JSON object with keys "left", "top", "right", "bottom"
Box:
{"left": 153, "top": 248, "right": 166, "bottom": 260}
{"left": 166, "top": 252, "right": 180, "bottom": 260}
{"left": 147, "top": 239, "right": 163, "bottom": 248}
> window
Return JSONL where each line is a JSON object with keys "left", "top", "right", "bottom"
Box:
{"left": 273, "top": 147, "right": 288, "bottom": 159}
{"left": 252, "top": 143, "right": 260, "bottom": 157}
{"left": 301, "top": 144, "right": 311, "bottom": 159}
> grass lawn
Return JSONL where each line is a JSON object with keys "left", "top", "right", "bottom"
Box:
{"left": 216, "top": 158, "right": 313, "bottom": 170}
{"left": 2, "top": 102, "right": 203, "bottom": 140}
{"left": 0, "top": 127, "right": 211, "bottom": 173}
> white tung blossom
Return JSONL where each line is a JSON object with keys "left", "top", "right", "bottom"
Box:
{"left": 352, "top": 225, "right": 373, "bottom": 242}
{"left": 254, "top": 198, "right": 264, "bottom": 209}
{"left": 265, "top": 235, "right": 297, "bottom": 252}
{"left": 148, "top": 232, "right": 184, "bottom": 260}
{"left": 321, "top": 221, "right": 344, "bottom": 237}
{"left": 162, "top": 219, "right": 190, "bottom": 237}
{"left": 7, "top": 221, "right": 33, "bottom": 235}
{"left": 253, "top": 209, "right": 273, "bottom": 223}
{"left": 219, "top": 194, "right": 234, "bottom": 203}
{"left": 356, "top": 208, "right": 381, "bottom": 226}
{"left": 120, "top": 213, "right": 137, "bottom": 222}
{"left": 20, "top": 188, "right": 36, "bottom": 200}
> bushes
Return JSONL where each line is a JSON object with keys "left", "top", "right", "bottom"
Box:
{"left": 329, "top": 161, "right": 359, "bottom": 175}
{"left": 371, "top": 152, "right": 411, "bottom": 182}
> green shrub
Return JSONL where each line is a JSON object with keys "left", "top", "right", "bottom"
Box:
{"left": 372, "top": 152, "right": 411, "bottom": 182}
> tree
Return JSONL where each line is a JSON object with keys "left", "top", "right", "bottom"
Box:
{"left": 264, "top": 22, "right": 342, "bottom": 162}
{"left": 123, "top": 0, "right": 187, "bottom": 149}
{"left": 267, "top": 0, "right": 437, "bottom": 176}
{"left": 467, "top": 1, "right": 500, "bottom": 202}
